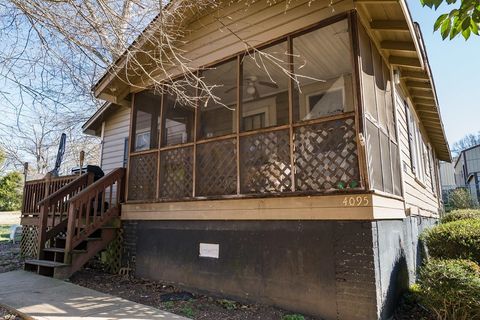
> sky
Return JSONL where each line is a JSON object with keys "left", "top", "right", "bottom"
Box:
{"left": 407, "top": 0, "right": 480, "bottom": 146}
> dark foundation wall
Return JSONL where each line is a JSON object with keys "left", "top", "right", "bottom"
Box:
{"left": 127, "top": 220, "right": 379, "bottom": 320}
{"left": 373, "top": 216, "right": 437, "bottom": 319}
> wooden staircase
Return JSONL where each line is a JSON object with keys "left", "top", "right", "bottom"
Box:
{"left": 24, "top": 168, "right": 125, "bottom": 279}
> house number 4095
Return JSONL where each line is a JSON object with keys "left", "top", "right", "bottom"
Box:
{"left": 342, "top": 196, "right": 369, "bottom": 207}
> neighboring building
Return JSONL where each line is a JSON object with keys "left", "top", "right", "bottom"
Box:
{"left": 439, "top": 160, "right": 456, "bottom": 203}
{"left": 21, "top": 1, "right": 452, "bottom": 320}
{"left": 454, "top": 144, "right": 480, "bottom": 205}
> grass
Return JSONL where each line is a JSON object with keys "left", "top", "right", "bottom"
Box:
{"left": 0, "top": 225, "right": 10, "bottom": 242}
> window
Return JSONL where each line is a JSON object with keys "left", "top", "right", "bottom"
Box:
{"left": 292, "top": 19, "right": 354, "bottom": 122}
{"left": 406, "top": 102, "right": 428, "bottom": 184}
{"left": 198, "top": 59, "right": 237, "bottom": 139}
{"left": 133, "top": 91, "right": 161, "bottom": 152}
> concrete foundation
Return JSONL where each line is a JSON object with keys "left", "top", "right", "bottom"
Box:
{"left": 122, "top": 217, "right": 436, "bottom": 320}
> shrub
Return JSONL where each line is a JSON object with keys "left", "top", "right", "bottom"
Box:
{"left": 441, "top": 209, "right": 480, "bottom": 224}
{"left": 414, "top": 259, "right": 480, "bottom": 320}
{"left": 449, "top": 188, "right": 475, "bottom": 210}
{"left": 421, "top": 218, "right": 480, "bottom": 263}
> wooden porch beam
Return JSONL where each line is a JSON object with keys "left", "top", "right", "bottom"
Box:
{"left": 370, "top": 20, "right": 409, "bottom": 31}
{"left": 413, "top": 97, "right": 436, "bottom": 105}
{"left": 389, "top": 56, "right": 422, "bottom": 68}
{"left": 381, "top": 41, "right": 416, "bottom": 51}
{"left": 407, "top": 81, "right": 431, "bottom": 89}
{"left": 410, "top": 89, "right": 433, "bottom": 98}
{"left": 400, "top": 70, "right": 429, "bottom": 80}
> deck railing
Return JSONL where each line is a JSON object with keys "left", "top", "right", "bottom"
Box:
{"left": 21, "top": 174, "right": 78, "bottom": 222}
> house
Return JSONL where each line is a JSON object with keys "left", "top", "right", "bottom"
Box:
{"left": 20, "top": 0, "right": 451, "bottom": 319}
{"left": 454, "top": 144, "right": 480, "bottom": 205}
{"left": 439, "top": 160, "right": 456, "bottom": 203}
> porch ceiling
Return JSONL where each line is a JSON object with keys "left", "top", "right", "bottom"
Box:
{"left": 355, "top": 0, "right": 451, "bottom": 162}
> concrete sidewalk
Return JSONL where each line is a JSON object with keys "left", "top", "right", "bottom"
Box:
{"left": 0, "top": 270, "right": 189, "bottom": 320}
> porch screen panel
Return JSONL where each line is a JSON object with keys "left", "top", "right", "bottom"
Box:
{"left": 365, "top": 119, "right": 383, "bottom": 191}
{"left": 133, "top": 91, "right": 161, "bottom": 152}
{"left": 128, "top": 152, "right": 158, "bottom": 201}
{"left": 358, "top": 22, "right": 377, "bottom": 121}
{"left": 159, "top": 146, "right": 193, "bottom": 199}
{"left": 292, "top": 19, "right": 354, "bottom": 122}
{"left": 240, "top": 130, "right": 291, "bottom": 194}
{"left": 391, "top": 140, "right": 402, "bottom": 196}
{"left": 293, "top": 116, "right": 359, "bottom": 191}
{"left": 198, "top": 60, "right": 237, "bottom": 139}
{"left": 241, "top": 42, "right": 289, "bottom": 131}
{"left": 196, "top": 139, "right": 237, "bottom": 196}
{"left": 380, "top": 131, "right": 393, "bottom": 194}
{"left": 161, "top": 92, "right": 195, "bottom": 147}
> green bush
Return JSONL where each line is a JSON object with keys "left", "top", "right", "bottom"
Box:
{"left": 421, "top": 219, "right": 480, "bottom": 263}
{"left": 413, "top": 259, "right": 480, "bottom": 320}
{"left": 282, "top": 315, "right": 305, "bottom": 320}
{"left": 449, "top": 188, "right": 475, "bottom": 210}
{"left": 441, "top": 209, "right": 480, "bottom": 224}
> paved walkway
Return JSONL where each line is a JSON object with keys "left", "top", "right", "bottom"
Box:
{"left": 0, "top": 270, "right": 189, "bottom": 320}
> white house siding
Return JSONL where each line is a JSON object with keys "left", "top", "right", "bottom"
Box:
{"left": 394, "top": 86, "right": 440, "bottom": 216}
{"left": 101, "top": 105, "right": 130, "bottom": 204}
{"left": 101, "top": 106, "right": 131, "bottom": 174}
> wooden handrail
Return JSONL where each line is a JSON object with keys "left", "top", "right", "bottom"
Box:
{"left": 68, "top": 168, "right": 125, "bottom": 204}
{"left": 37, "top": 172, "right": 95, "bottom": 260}
{"left": 64, "top": 168, "right": 125, "bottom": 261}
{"left": 38, "top": 173, "right": 93, "bottom": 206}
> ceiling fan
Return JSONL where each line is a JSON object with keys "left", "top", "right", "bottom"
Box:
{"left": 224, "top": 75, "right": 279, "bottom": 98}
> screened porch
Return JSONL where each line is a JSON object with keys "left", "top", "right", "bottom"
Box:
{"left": 124, "top": 13, "right": 401, "bottom": 203}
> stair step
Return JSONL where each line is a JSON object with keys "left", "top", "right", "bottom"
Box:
{"left": 56, "top": 236, "right": 102, "bottom": 241}
{"left": 25, "top": 259, "right": 68, "bottom": 268}
{"left": 43, "top": 248, "right": 87, "bottom": 254}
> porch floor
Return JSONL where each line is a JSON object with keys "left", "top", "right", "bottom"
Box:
{"left": 0, "top": 270, "right": 189, "bottom": 320}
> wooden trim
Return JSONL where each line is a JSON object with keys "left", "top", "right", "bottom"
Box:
{"left": 349, "top": 11, "right": 369, "bottom": 190}
{"left": 236, "top": 55, "right": 241, "bottom": 195}
{"left": 287, "top": 35, "right": 296, "bottom": 192}
{"left": 291, "top": 111, "right": 355, "bottom": 127}
{"left": 156, "top": 91, "right": 165, "bottom": 200}
{"left": 129, "top": 149, "right": 159, "bottom": 157}
{"left": 125, "top": 93, "right": 136, "bottom": 202}
{"left": 121, "top": 193, "right": 405, "bottom": 221}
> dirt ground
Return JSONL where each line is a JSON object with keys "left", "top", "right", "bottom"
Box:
{"left": 70, "top": 267, "right": 316, "bottom": 320}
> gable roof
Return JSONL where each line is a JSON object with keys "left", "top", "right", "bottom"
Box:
{"left": 90, "top": 0, "right": 451, "bottom": 162}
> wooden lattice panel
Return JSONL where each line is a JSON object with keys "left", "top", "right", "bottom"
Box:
{"left": 160, "top": 147, "right": 193, "bottom": 199}
{"left": 293, "top": 117, "right": 359, "bottom": 191}
{"left": 196, "top": 139, "right": 237, "bottom": 196}
{"left": 240, "top": 130, "right": 292, "bottom": 194}
{"left": 128, "top": 152, "right": 158, "bottom": 201}
{"left": 20, "top": 225, "right": 38, "bottom": 258}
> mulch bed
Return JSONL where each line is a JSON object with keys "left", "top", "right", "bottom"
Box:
{"left": 70, "top": 268, "right": 317, "bottom": 320}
